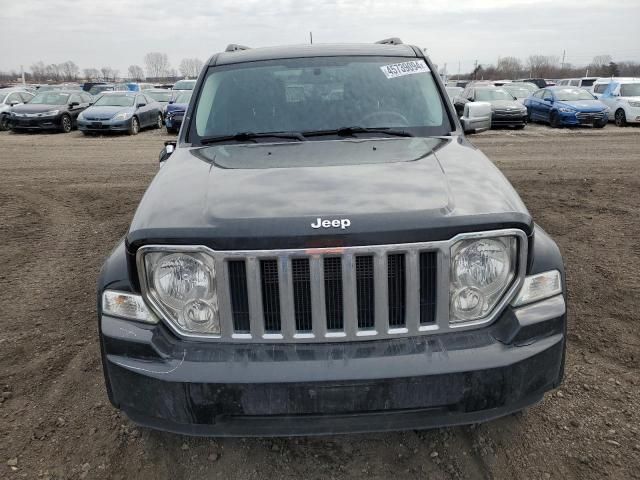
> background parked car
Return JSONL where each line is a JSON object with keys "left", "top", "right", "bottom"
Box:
{"left": 524, "top": 86, "right": 609, "bottom": 128}
{"left": 0, "top": 88, "right": 35, "bottom": 130}
{"left": 87, "top": 83, "right": 128, "bottom": 96}
{"left": 145, "top": 88, "right": 175, "bottom": 106}
{"left": 556, "top": 77, "right": 598, "bottom": 89}
{"left": 9, "top": 90, "right": 92, "bottom": 133}
{"left": 502, "top": 82, "right": 538, "bottom": 104}
{"left": 172, "top": 79, "right": 196, "bottom": 91}
{"left": 126, "top": 82, "right": 155, "bottom": 92}
{"left": 516, "top": 78, "right": 549, "bottom": 89}
{"left": 454, "top": 86, "right": 527, "bottom": 128}
{"left": 445, "top": 86, "right": 463, "bottom": 102}
{"left": 599, "top": 79, "right": 640, "bottom": 126}
{"left": 164, "top": 91, "right": 192, "bottom": 133}
{"left": 77, "top": 91, "right": 163, "bottom": 135}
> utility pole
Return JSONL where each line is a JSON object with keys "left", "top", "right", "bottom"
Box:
{"left": 457, "top": 61, "right": 461, "bottom": 80}
{"left": 473, "top": 59, "right": 478, "bottom": 79}
{"left": 561, "top": 49, "right": 566, "bottom": 70}
{"left": 20, "top": 65, "right": 25, "bottom": 86}
{"left": 310, "top": 32, "right": 313, "bottom": 45}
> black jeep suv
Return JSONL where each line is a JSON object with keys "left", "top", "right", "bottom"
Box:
{"left": 97, "top": 40, "right": 566, "bottom": 436}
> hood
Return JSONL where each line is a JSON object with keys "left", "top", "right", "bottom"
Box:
{"left": 128, "top": 137, "right": 531, "bottom": 249}
{"left": 557, "top": 99, "right": 606, "bottom": 112}
{"left": 488, "top": 100, "right": 523, "bottom": 110}
{"left": 83, "top": 105, "right": 133, "bottom": 119}
{"left": 165, "top": 102, "right": 188, "bottom": 113}
{"left": 11, "top": 103, "right": 65, "bottom": 114}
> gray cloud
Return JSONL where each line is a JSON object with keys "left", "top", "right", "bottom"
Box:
{"left": 1, "top": 0, "right": 639, "bottom": 75}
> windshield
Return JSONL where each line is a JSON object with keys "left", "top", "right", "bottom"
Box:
{"left": 89, "top": 85, "right": 111, "bottom": 95}
{"left": 29, "top": 92, "right": 69, "bottom": 105}
{"left": 554, "top": 88, "right": 595, "bottom": 101}
{"left": 191, "top": 56, "right": 451, "bottom": 142}
{"left": 173, "top": 80, "right": 196, "bottom": 90}
{"left": 174, "top": 92, "right": 192, "bottom": 104}
{"left": 93, "top": 94, "right": 135, "bottom": 107}
{"left": 0, "top": 93, "right": 7, "bottom": 103}
{"left": 621, "top": 83, "right": 640, "bottom": 97}
{"left": 503, "top": 86, "right": 531, "bottom": 99}
{"left": 146, "top": 91, "right": 173, "bottom": 102}
{"left": 511, "top": 82, "right": 538, "bottom": 93}
{"left": 475, "top": 89, "right": 514, "bottom": 101}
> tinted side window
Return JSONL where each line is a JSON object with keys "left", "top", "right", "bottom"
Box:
{"left": 543, "top": 90, "right": 553, "bottom": 100}
{"left": 569, "top": 80, "right": 579, "bottom": 86}
{"left": 593, "top": 84, "right": 608, "bottom": 94}
{"left": 7, "top": 92, "right": 22, "bottom": 104}
{"left": 20, "top": 92, "right": 34, "bottom": 102}
{"left": 70, "top": 94, "right": 81, "bottom": 104}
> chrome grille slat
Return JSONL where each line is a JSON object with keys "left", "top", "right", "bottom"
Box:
{"left": 405, "top": 250, "right": 420, "bottom": 334}
{"left": 278, "top": 256, "right": 296, "bottom": 339}
{"left": 309, "top": 255, "right": 327, "bottom": 339}
{"left": 341, "top": 253, "right": 358, "bottom": 337}
{"left": 245, "top": 258, "right": 265, "bottom": 338}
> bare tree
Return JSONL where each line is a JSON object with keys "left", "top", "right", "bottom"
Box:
{"left": 83, "top": 68, "right": 101, "bottom": 81}
{"left": 496, "top": 56, "right": 522, "bottom": 78}
{"left": 59, "top": 61, "right": 79, "bottom": 81}
{"left": 44, "top": 64, "right": 61, "bottom": 82}
{"left": 127, "top": 65, "right": 145, "bottom": 81}
{"left": 591, "top": 55, "right": 613, "bottom": 68}
{"left": 144, "top": 52, "right": 170, "bottom": 80}
{"left": 526, "top": 55, "right": 559, "bottom": 77}
{"left": 179, "top": 58, "right": 203, "bottom": 78}
{"left": 30, "top": 61, "right": 46, "bottom": 82}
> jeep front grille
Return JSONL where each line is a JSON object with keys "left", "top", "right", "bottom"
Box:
{"left": 211, "top": 243, "right": 444, "bottom": 343}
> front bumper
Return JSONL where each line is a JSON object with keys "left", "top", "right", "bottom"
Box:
{"left": 9, "top": 115, "right": 62, "bottom": 130}
{"left": 77, "top": 117, "right": 131, "bottom": 132}
{"left": 491, "top": 112, "right": 527, "bottom": 126}
{"left": 165, "top": 113, "right": 184, "bottom": 129}
{"left": 100, "top": 295, "right": 566, "bottom": 436}
{"left": 558, "top": 111, "right": 607, "bottom": 126}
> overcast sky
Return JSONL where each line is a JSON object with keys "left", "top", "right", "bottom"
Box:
{"left": 2, "top": 0, "right": 639, "bottom": 76}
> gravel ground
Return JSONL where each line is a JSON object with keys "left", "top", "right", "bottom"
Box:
{"left": 0, "top": 123, "right": 638, "bottom": 480}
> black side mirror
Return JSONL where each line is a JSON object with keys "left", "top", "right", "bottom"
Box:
{"left": 159, "top": 140, "right": 177, "bottom": 165}
{"left": 137, "top": 103, "right": 146, "bottom": 108}
{"left": 69, "top": 102, "right": 80, "bottom": 107}
{"left": 9, "top": 101, "right": 19, "bottom": 106}
{"left": 168, "top": 100, "right": 175, "bottom": 104}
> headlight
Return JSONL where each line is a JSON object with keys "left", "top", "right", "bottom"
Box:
{"left": 629, "top": 101, "right": 640, "bottom": 107}
{"left": 450, "top": 236, "right": 517, "bottom": 323}
{"left": 42, "top": 110, "right": 59, "bottom": 116}
{"left": 558, "top": 107, "right": 576, "bottom": 113}
{"left": 113, "top": 112, "right": 132, "bottom": 121}
{"left": 140, "top": 250, "right": 220, "bottom": 335}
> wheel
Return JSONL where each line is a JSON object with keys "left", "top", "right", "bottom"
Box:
{"left": 0, "top": 114, "right": 9, "bottom": 131}
{"left": 60, "top": 114, "right": 72, "bottom": 133}
{"left": 614, "top": 109, "right": 627, "bottom": 127}
{"left": 155, "top": 113, "right": 163, "bottom": 129}
{"left": 549, "top": 111, "right": 561, "bottom": 128}
{"left": 128, "top": 116, "right": 140, "bottom": 135}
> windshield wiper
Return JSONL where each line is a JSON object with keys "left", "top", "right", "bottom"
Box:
{"left": 200, "top": 131, "right": 306, "bottom": 145}
{"left": 301, "top": 126, "right": 414, "bottom": 138}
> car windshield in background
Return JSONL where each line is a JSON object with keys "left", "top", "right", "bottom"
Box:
{"left": 503, "top": 87, "right": 531, "bottom": 98}
{"left": 475, "top": 89, "right": 514, "bottom": 101}
{"left": 146, "top": 91, "right": 173, "bottom": 102}
{"left": 621, "top": 83, "right": 640, "bottom": 97}
{"left": 175, "top": 92, "right": 192, "bottom": 104}
{"left": 93, "top": 94, "right": 135, "bottom": 107}
{"left": 192, "top": 56, "right": 450, "bottom": 142}
{"left": 554, "top": 89, "right": 595, "bottom": 101}
{"left": 174, "top": 80, "right": 196, "bottom": 90}
{"left": 29, "top": 92, "right": 69, "bottom": 105}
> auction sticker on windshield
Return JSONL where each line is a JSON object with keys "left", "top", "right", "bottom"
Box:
{"left": 380, "top": 60, "right": 430, "bottom": 79}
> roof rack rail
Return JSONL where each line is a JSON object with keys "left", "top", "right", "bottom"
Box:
{"left": 225, "top": 44, "right": 251, "bottom": 52}
{"left": 375, "top": 37, "right": 403, "bottom": 45}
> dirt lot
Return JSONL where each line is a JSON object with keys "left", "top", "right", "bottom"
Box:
{"left": 0, "top": 124, "right": 638, "bottom": 480}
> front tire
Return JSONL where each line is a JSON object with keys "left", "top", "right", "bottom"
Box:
{"left": 550, "top": 111, "right": 561, "bottom": 128}
{"left": 0, "top": 114, "right": 10, "bottom": 131}
{"left": 155, "top": 113, "right": 163, "bottom": 129}
{"left": 60, "top": 114, "right": 72, "bottom": 133}
{"left": 128, "top": 116, "right": 140, "bottom": 135}
{"left": 615, "top": 109, "right": 627, "bottom": 127}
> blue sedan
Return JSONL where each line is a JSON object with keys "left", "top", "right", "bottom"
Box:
{"left": 77, "top": 92, "right": 163, "bottom": 135}
{"left": 524, "top": 87, "right": 609, "bottom": 128}
{"left": 164, "top": 91, "right": 192, "bottom": 134}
